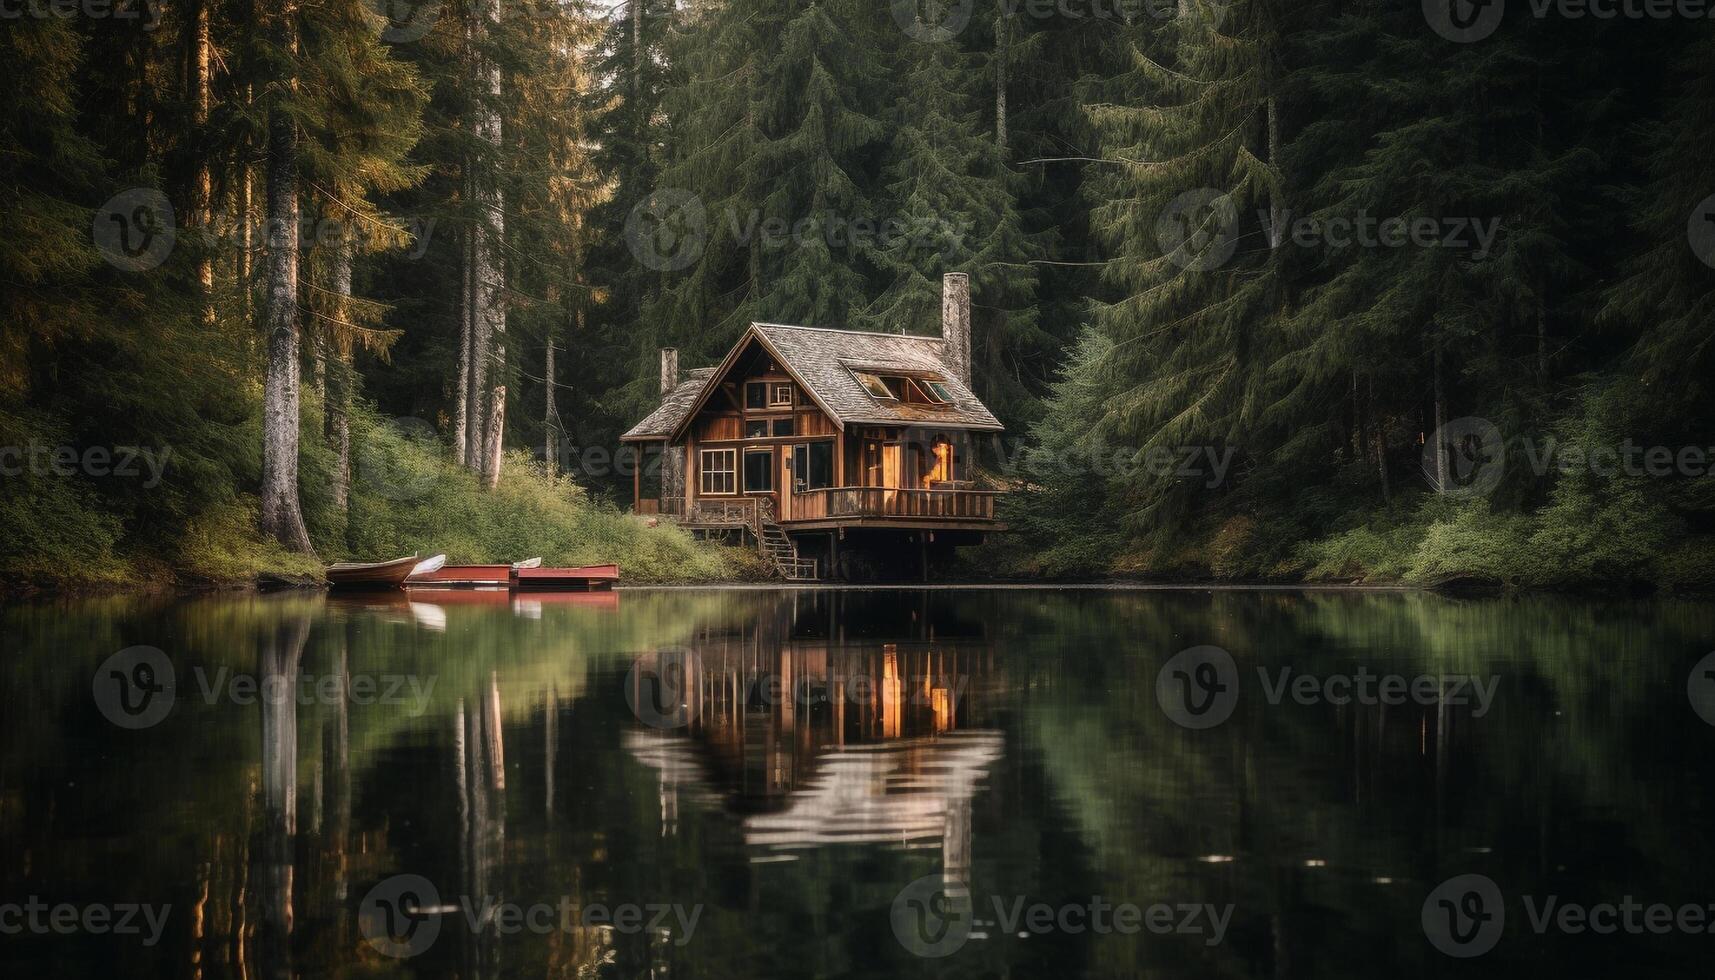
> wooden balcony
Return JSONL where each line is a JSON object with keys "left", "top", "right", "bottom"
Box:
{"left": 781, "top": 487, "right": 1000, "bottom": 528}
{"left": 640, "top": 488, "right": 1002, "bottom": 532}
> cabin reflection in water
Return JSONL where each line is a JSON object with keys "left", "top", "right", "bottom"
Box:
{"left": 626, "top": 593, "right": 1002, "bottom": 878}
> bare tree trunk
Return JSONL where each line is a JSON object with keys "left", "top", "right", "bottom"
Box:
{"left": 470, "top": 0, "right": 506, "bottom": 482}
{"left": 1431, "top": 334, "right": 1448, "bottom": 492}
{"left": 1536, "top": 308, "right": 1548, "bottom": 384}
{"left": 327, "top": 244, "right": 353, "bottom": 515}
{"left": 193, "top": 0, "right": 214, "bottom": 326}
{"left": 260, "top": 52, "right": 315, "bottom": 556}
{"left": 543, "top": 337, "right": 556, "bottom": 476}
{"left": 454, "top": 229, "right": 472, "bottom": 466}
{"left": 995, "top": 3, "right": 1009, "bottom": 157}
{"left": 482, "top": 385, "right": 506, "bottom": 490}
{"left": 1265, "top": 96, "right": 1285, "bottom": 247}
{"left": 1371, "top": 376, "right": 1389, "bottom": 501}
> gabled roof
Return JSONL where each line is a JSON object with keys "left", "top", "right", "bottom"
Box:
{"left": 750, "top": 324, "right": 1002, "bottom": 431}
{"left": 623, "top": 324, "right": 1002, "bottom": 443}
{"left": 620, "top": 367, "right": 717, "bottom": 441}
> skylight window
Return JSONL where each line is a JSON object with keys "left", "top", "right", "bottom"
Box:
{"left": 854, "top": 371, "right": 897, "bottom": 400}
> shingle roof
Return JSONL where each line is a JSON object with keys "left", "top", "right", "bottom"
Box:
{"left": 751, "top": 324, "right": 1003, "bottom": 431}
{"left": 620, "top": 367, "right": 717, "bottom": 441}
{"left": 623, "top": 324, "right": 1004, "bottom": 443}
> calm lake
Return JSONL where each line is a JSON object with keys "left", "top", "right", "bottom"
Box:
{"left": 4, "top": 587, "right": 1715, "bottom": 978}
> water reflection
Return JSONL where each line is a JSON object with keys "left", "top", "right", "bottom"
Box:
{"left": 625, "top": 598, "right": 1004, "bottom": 879}
{"left": 3, "top": 589, "right": 1715, "bottom": 978}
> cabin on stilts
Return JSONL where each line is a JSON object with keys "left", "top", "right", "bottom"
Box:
{"left": 621, "top": 274, "right": 1005, "bottom": 582}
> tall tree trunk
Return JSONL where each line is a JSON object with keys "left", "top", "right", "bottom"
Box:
{"left": 1265, "top": 96, "right": 1285, "bottom": 247}
{"left": 193, "top": 0, "right": 214, "bottom": 325}
{"left": 454, "top": 229, "right": 473, "bottom": 467}
{"left": 1431, "top": 333, "right": 1448, "bottom": 492}
{"left": 327, "top": 243, "right": 353, "bottom": 515}
{"left": 543, "top": 336, "right": 556, "bottom": 476}
{"left": 470, "top": 0, "right": 506, "bottom": 482}
{"left": 260, "top": 50, "right": 316, "bottom": 556}
{"left": 483, "top": 385, "right": 505, "bottom": 490}
{"left": 1370, "top": 377, "right": 1388, "bottom": 500}
{"left": 995, "top": 3, "right": 1009, "bottom": 157}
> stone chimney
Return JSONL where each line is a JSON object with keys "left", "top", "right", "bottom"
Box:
{"left": 659, "top": 347, "right": 679, "bottom": 397}
{"left": 941, "top": 273, "right": 971, "bottom": 387}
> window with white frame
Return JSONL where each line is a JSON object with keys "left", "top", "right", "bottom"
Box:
{"left": 700, "top": 448, "right": 736, "bottom": 495}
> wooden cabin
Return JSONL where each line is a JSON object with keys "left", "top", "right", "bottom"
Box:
{"left": 622, "top": 274, "right": 1004, "bottom": 581}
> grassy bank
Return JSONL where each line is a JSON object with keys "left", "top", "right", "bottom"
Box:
{"left": 0, "top": 399, "right": 764, "bottom": 596}
{"left": 984, "top": 490, "right": 1715, "bottom": 594}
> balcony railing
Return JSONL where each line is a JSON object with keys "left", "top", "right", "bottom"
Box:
{"left": 783, "top": 487, "right": 999, "bottom": 523}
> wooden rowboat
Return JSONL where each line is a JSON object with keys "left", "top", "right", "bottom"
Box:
{"left": 514, "top": 563, "right": 620, "bottom": 592}
{"left": 325, "top": 555, "right": 419, "bottom": 590}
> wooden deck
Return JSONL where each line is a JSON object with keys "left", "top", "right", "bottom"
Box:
{"left": 653, "top": 488, "right": 1001, "bottom": 531}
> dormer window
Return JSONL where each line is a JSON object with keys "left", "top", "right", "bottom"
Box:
{"left": 854, "top": 371, "right": 897, "bottom": 400}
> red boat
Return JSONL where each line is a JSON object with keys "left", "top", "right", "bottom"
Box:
{"left": 325, "top": 555, "right": 419, "bottom": 590}
{"left": 514, "top": 564, "right": 619, "bottom": 592}
{"left": 407, "top": 563, "right": 514, "bottom": 589}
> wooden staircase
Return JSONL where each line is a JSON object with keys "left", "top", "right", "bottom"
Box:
{"left": 756, "top": 503, "right": 818, "bottom": 581}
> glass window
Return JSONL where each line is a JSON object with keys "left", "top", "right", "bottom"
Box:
{"left": 699, "top": 449, "right": 736, "bottom": 495}
{"left": 772, "top": 417, "right": 795, "bottom": 437}
{"left": 770, "top": 382, "right": 793, "bottom": 406}
{"left": 924, "top": 380, "right": 955, "bottom": 403}
{"left": 791, "top": 442, "right": 836, "bottom": 490}
{"left": 744, "top": 449, "right": 773, "bottom": 492}
{"left": 807, "top": 442, "right": 834, "bottom": 489}
{"left": 745, "top": 382, "right": 768, "bottom": 409}
{"left": 854, "top": 371, "right": 896, "bottom": 400}
{"left": 745, "top": 420, "right": 769, "bottom": 438}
